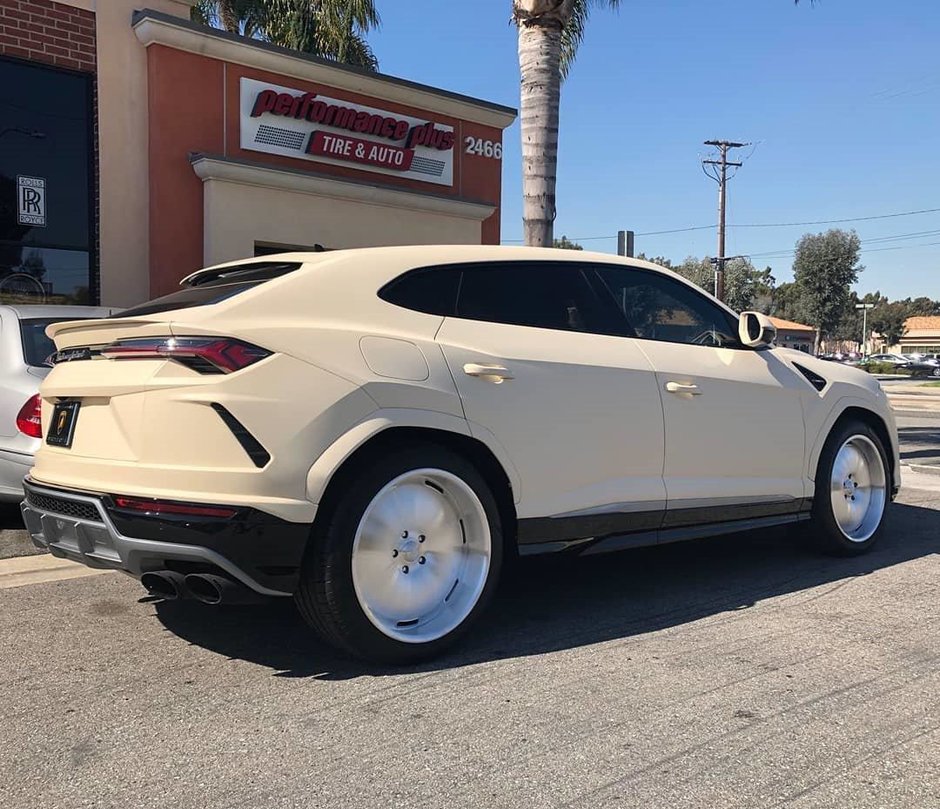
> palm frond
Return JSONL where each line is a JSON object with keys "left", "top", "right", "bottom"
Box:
{"left": 559, "top": 0, "right": 622, "bottom": 78}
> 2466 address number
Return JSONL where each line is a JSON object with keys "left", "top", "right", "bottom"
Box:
{"left": 464, "top": 137, "right": 502, "bottom": 160}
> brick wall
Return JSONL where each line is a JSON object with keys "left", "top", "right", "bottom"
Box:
{"left": 0, "top": 0, "right": 96, "bottom": 73}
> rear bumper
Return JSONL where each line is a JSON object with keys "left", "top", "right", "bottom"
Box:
{"left": 20, "top": 480, "right": 309, "bottom": 596}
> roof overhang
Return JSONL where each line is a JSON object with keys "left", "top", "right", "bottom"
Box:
{"left": 133, "top": 9, "right": 517, "bottom": 130}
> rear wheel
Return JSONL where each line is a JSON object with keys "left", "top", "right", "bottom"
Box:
{"left": 809, "top": 420, "right": 889, "bottom": 555}
{"left": 296, "top": 444, "right": 503, "bottom": 663}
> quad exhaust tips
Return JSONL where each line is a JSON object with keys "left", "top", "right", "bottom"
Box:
{"left": 140, "top": 571, "right": 265, "bottom": 604}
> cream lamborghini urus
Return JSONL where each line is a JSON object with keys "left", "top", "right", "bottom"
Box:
{"left": 22, "top": 247, "right": 899, "bottom": 662}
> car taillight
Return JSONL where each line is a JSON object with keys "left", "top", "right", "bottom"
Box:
{"left": 100, "top": 337, "right": 270, "bottom": 374}
{"left": 16, "top": 394, "right": 43, "bottom": 438}
{"left": 110, "top": 496, "right": 238, "bottom": 520}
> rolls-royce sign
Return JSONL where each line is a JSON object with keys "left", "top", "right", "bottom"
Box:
{"left": 240, "top": 78, "right": 455, "bottom": 186}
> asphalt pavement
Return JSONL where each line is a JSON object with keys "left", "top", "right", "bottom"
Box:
{"left": 2, "top": 422, "right": 940, "bottom": 808}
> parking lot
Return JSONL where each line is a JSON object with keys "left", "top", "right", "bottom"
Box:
{"left": 2, "top": 416, "right": 939, "bottom": 809}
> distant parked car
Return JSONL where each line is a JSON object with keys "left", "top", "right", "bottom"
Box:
{"left": 863, "top": 353, "right": 910, "bottom": 366}
{"left": 905, "top": 358, "right": 940, "bottom": 378}
{"left": 0, "top": 305, "right": 118, "bottom": 502}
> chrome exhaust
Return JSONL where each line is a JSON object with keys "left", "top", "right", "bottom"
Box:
{"left": 184, "top": 573, "right": 263, "bottom": 605}
{"left": 140, "top": 570, "right": 188, "bottom": 600}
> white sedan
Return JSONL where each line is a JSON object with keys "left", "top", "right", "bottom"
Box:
{"left": 22, "top": 247, "right": 898, "bottom": 662}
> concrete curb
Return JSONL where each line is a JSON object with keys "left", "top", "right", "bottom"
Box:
{"left": 0, "top": 554, "right": 110, "bottom": 589}
{"left": 903, "top": 462, "right": 940, "bottom": 478}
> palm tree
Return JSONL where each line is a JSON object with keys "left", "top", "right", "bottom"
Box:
{"left": 191, "top": 0, "right": 380, "bottom": 70}
{"left": 512, "top": 1, "right": 622, "bottom": 247}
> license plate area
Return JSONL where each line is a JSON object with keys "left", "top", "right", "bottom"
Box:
{"left": 46, "top": 401, "right": 80, "bottom": 448}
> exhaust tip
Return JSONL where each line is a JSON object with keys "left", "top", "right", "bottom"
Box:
{"left": 141, "top": 571, "right": 181, "bottom": 600}
{"left": 185, "top": 573, "right": 224, "bottom": 605}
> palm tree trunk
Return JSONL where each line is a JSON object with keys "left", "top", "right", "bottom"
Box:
{"left": 518, "top": 20, "right": 562, "bottom": 247}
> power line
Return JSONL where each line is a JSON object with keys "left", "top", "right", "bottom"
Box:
{"left": 502, "top": 205, "right": 940, "bottom": 244}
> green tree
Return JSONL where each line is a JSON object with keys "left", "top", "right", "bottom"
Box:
{"left": 770, "top": 281, "right": 806, "bottom": 323}
{"left": 191, "top": 0, "right": 380, "bottom": 69}
{"left": 792, "top": 229, "right": 863, "bottom": 354}
{"left": 552, "top": 235, "right": 583, "bottom": 250}
{"left": 672, "top": 256, "right": 773, "bottom": 313}
{"left": 870, "top": 302, "right": 909, "bottom": 348}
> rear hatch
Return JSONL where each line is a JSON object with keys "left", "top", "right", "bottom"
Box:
{"left": 39, "top": 261, "right": 302, "bottom": 463}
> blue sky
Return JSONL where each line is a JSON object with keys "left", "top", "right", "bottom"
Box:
{"left": 371, "top": 0, "right": 940, "bottom": 299}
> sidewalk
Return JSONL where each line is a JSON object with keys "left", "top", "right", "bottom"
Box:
{"left": 884, "top": 383, "right": 940, "bottom": 415}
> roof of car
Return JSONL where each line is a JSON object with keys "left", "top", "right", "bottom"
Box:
{"left": 181, "top": 245, "right": 671, "bottom": 286}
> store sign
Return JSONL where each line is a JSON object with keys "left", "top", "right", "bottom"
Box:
{"left": 240, "top": 78, "right": 455, "bottom": 186}
{"left": 17, "top": 176, "right": 46, "bottom": 227}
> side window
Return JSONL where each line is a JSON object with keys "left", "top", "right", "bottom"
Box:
{"left": 455, "top": 263, "right": 614, "bottom": 334}
{"left": 593, "top": 266, "right": 741, "bottom": 348}
{"left": 378, "top": 267, "right": 461, "bottom": 316}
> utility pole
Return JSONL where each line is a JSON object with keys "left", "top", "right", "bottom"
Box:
{"left": 703, "top": 140, "right": 746, "bottom": 302}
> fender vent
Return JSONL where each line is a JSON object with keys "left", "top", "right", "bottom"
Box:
{"left": 793, "top": 363, "right": 827, "bottom": 392}
{"left": 210, "top": 404, "right": 271, "bottom": 468}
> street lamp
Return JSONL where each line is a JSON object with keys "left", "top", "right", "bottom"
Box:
{"left": 856, "top": 303, "right": 874, "bottom": 356}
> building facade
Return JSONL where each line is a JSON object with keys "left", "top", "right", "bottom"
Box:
{"left": 895, "top": 316, "right": 940, "bottom": 355}
{"left": 0, "top": 1, "right": 516, "bottom": 307}
{"left": 769, "top": 316, "right": 815, "bottom": 353}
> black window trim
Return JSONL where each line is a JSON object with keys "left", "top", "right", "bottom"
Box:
{"left": 581, "top": 262, "right": 749, "bottom": 351}
{"left": 379, "top": 260, "right": 631, "bottom": 338}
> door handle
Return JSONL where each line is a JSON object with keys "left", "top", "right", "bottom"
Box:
{"left": 463, "top": 363, "right": 514, "bottom": 383}
{"left": 665, "top": 381, "right": 701, "bottom": 395}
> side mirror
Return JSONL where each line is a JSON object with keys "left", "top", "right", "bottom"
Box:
{"left": 738, "top": 311, "right": 776, "bottom": 348}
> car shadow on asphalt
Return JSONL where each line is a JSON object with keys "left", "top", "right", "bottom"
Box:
{"left": 153, "top": 501, "right": 939, "bottom": 680}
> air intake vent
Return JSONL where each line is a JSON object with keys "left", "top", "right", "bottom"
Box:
{"left": 793, "top": 363, "right": 827, "bottom": 392}
{"left": 210, "top": 404, "right": 271, "bottom": 468}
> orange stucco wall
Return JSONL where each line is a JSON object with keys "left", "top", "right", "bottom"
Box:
{"left": 147, "top": 45, "right": 505, "bottom": 296}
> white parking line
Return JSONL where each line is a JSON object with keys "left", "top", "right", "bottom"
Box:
{"left": 0, "top": 554, "right": 111, "bottom": 589}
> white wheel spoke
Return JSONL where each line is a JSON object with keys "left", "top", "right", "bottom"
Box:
{"left": 351, "top": 468, "right": 491, "bottom": 644}
{"left": 828, "top": 435, "right": 887, "bottom": 543}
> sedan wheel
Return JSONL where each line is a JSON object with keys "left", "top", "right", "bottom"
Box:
{"left": 296, "top": 444, "right": 503, "bottom": 663}
{"left": 811, "top": 421, "right": 890, "bottom": 555}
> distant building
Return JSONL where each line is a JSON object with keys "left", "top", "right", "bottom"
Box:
{"left": 895, "top": 316, "right": 940, "bottom": 355}
{"left": 769, "top": 316, "right": 815, "bottom": 353}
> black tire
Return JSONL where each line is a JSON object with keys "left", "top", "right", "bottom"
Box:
{"left": 295, "top": 443, "right": 504, "bottom": 664}
{"left": 808, "top": 419, "right": 890, "bottom": 556}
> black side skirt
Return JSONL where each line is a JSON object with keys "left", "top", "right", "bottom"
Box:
{"left": 517, "top": 499, "right": 811, "bottom": 557}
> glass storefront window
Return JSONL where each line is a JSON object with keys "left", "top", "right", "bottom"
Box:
{"left": 0, "top": 57, "right": 94, "bottom": 305}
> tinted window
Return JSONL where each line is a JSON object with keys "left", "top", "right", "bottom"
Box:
{"left": 19, "top": 318, "right": 72, "bottom": 366}
{"left": 456, "top": 263, "right": 613, "bottom": 334}
{"left": 593, "top": 266, "right": 741, "bottom": 348}
{"left": 112, "top": 262, "right": 300, "bottom": 318}
{"left": 379, "top": 267, "right": 461, "bottom": 316}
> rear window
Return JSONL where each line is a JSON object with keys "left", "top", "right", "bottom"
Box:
{"left": 20, "top": 318, "right": 71, "bottom": 367}
{"left": 112, "top": 262, "right": 300, "bottom": 318}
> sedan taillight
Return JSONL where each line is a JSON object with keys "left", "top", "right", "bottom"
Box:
{"left": 100, "top": 337, "right": 270, "bottom": 374}
{"left": 16, "top": 394, "right": 42, "bottom": 438}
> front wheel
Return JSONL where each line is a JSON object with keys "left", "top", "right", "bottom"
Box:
{"left": 809, "top": 420, "right": 890, "bottom": 555}
{"left": 296, "top": 444, "right": 503, "bottom": 663}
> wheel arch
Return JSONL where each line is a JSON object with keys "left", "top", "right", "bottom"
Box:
{"left": 810, "top": 403, "right": 898, "bottom": 495}
{"left": 307, "top": 418, "right": 519, "bottom": 552}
